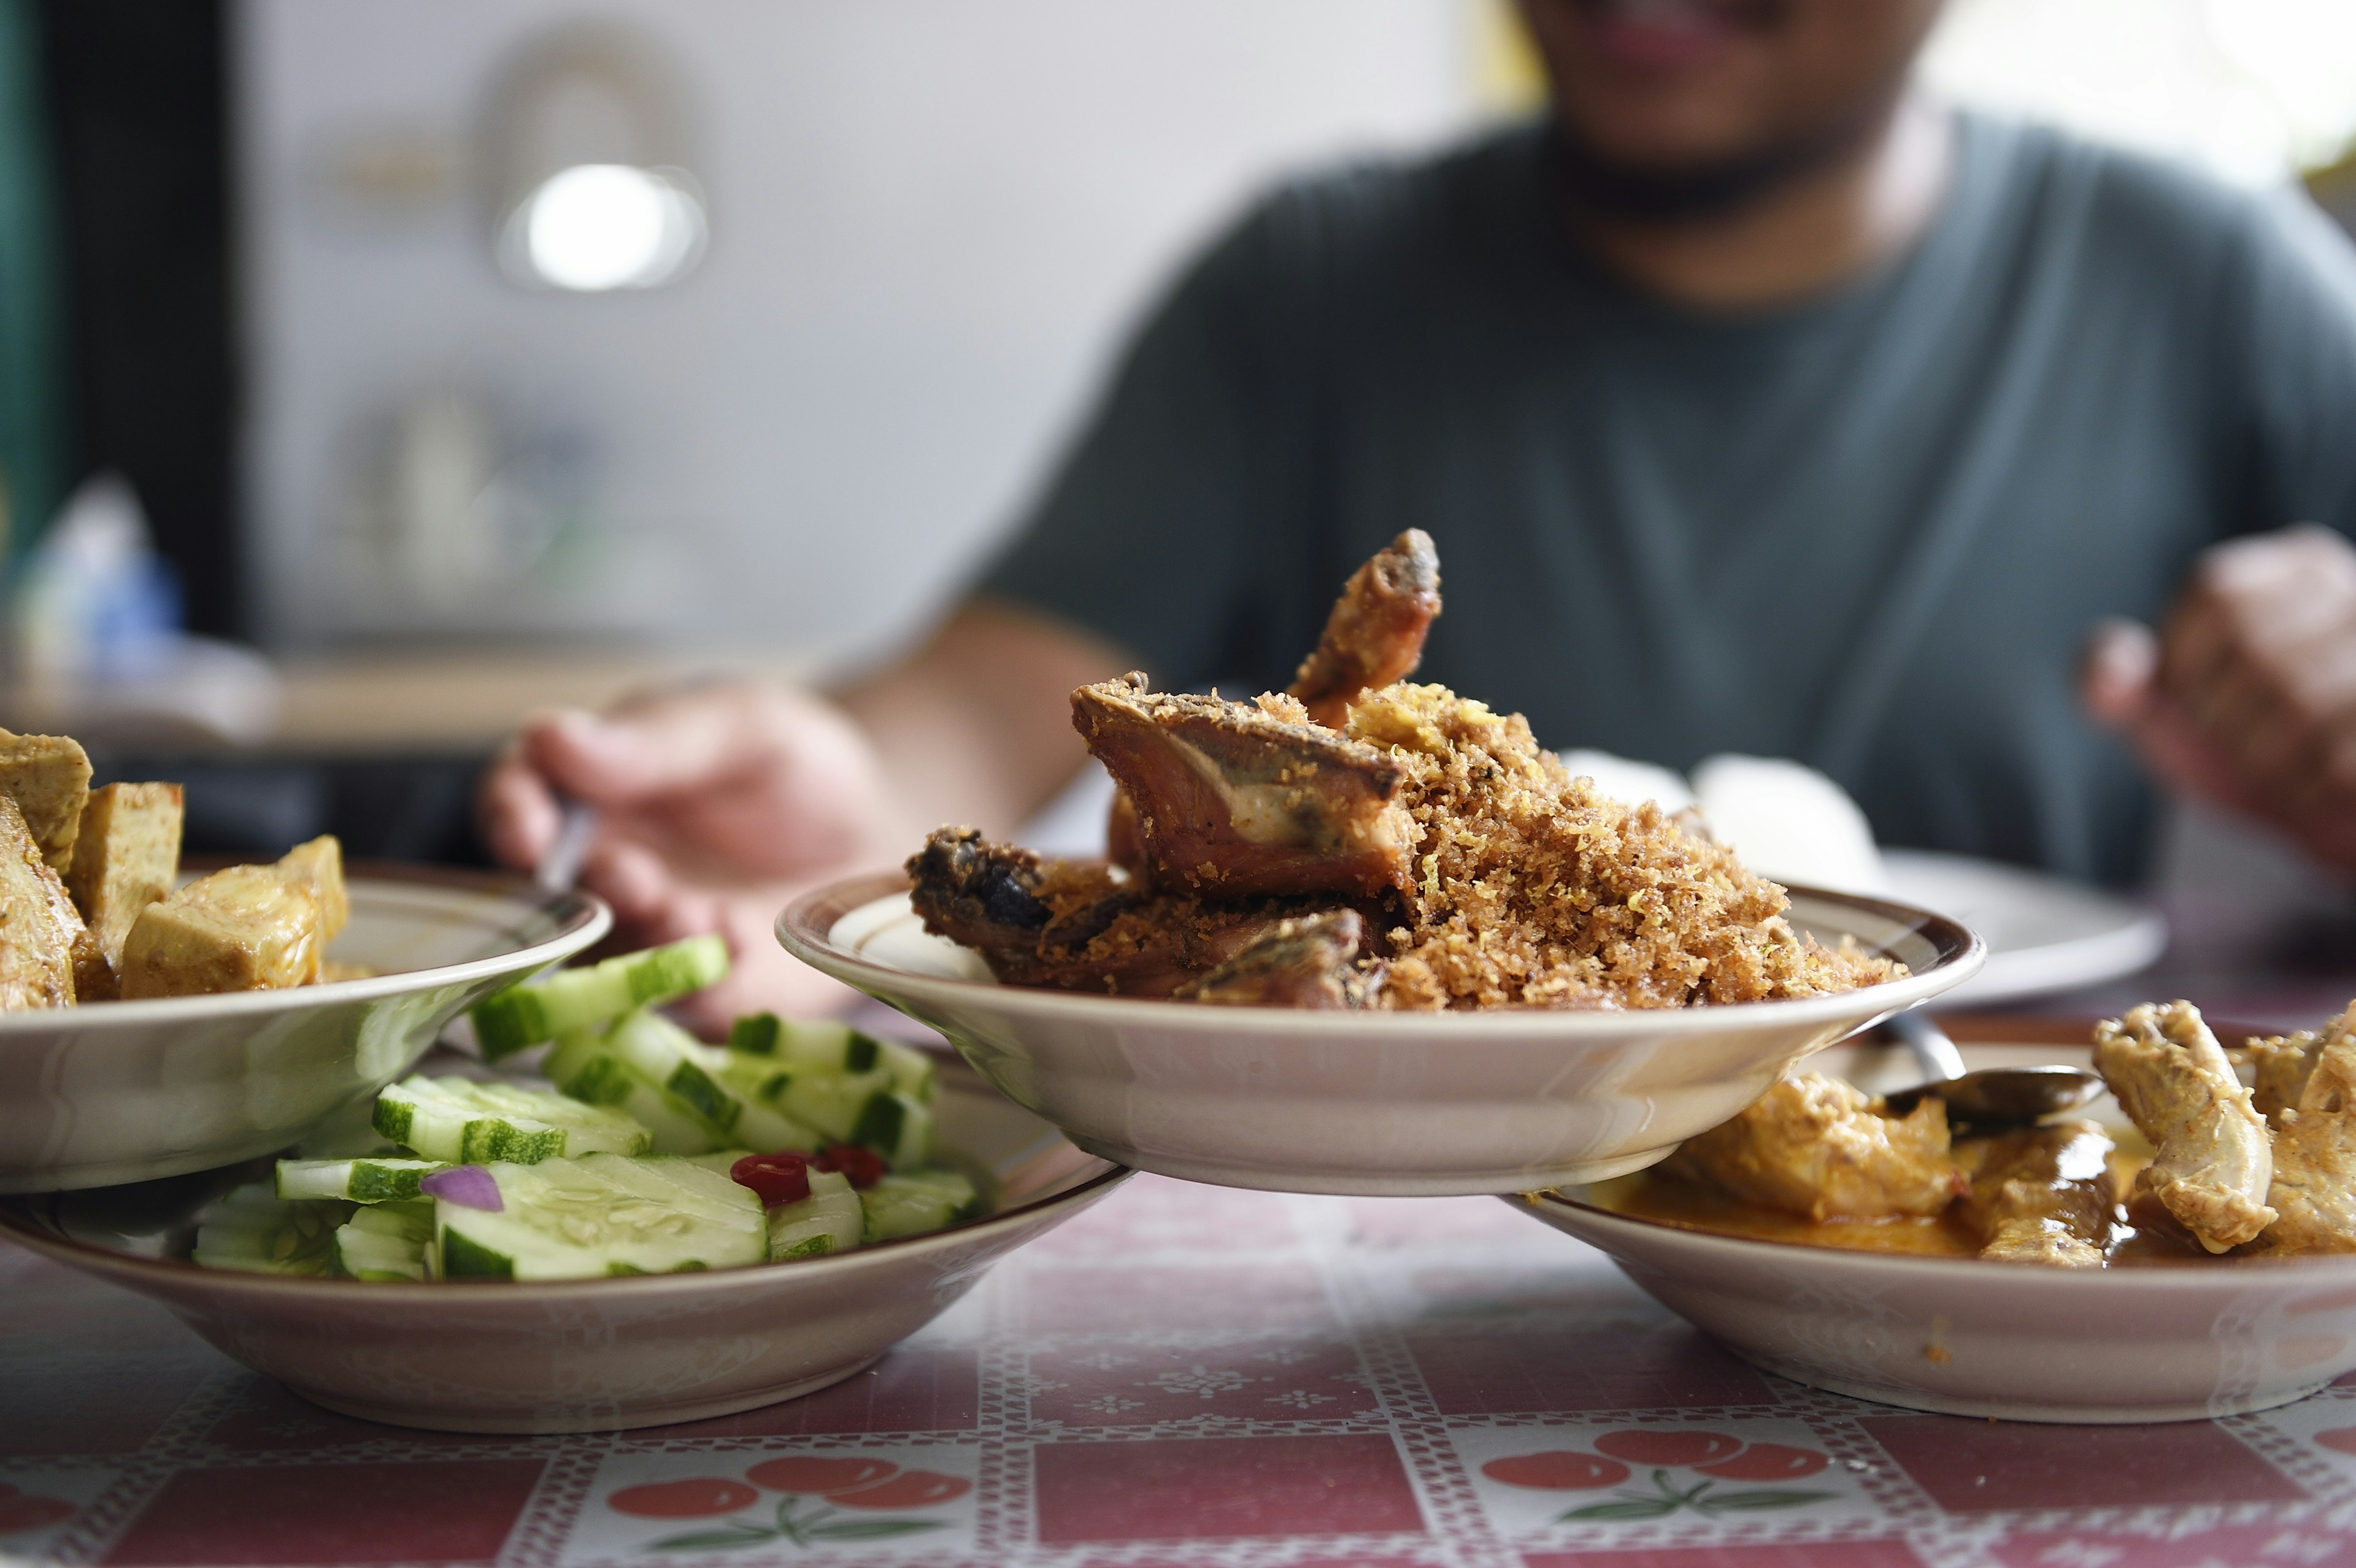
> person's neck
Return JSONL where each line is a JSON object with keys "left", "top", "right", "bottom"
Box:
{"left": 1571, "top": 95, "right": 1954, "bottom": 312}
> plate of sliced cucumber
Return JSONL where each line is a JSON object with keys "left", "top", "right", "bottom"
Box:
{"left": 0, "top": 937, "right": 1130, "bottom": 1433}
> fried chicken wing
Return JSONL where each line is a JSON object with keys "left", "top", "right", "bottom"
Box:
{"left": 1954, "top": 1121, "right": 2115, "bottom": 1267}
{"left": 2248, "top": 1004, "right": 2356, "bottom": 1255}
{"left": 1288, "top": 529, "right": 1442, "bottom": 728}
{"left": 1171, "top": 910, "right": 1376, "bottom": 1009}
{"left": 1076, "top": 677, "right": 1416, "bottom": 899}
{"left": 2093, "top": 1001, "right": 2276, "bottom": 1253}
{"left": 1661, "top": 1072, "right": 1965, "bottom": 1222}
{"left": 906, "top": 826, "right": 1342, "bottom": 997}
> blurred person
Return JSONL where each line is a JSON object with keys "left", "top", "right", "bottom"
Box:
{"left": 485, "top": 0, "right": 2356, "bottom": 1026}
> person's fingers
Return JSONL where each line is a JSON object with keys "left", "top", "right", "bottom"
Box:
{"left": 519, "top": 688, "right": 781, "bottom": 807}
{"left": 579, "top": 839, "right": 683, "bottom": 940}
{"left": 477, "top": 749, "right": 561, "bottom": 871}
{"left": 2080, "top": 617, "right": 2158, "bottom": 728}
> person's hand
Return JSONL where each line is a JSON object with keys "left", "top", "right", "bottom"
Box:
{"left": 2083, "top": 524, "right": 2356, "bottom": 870}
{"left": 480, "top": 680, "right": 898, "bottom": 1031}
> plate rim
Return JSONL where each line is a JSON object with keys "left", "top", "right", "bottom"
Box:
{"left": 778, "top": 870, "right": 1988, "bottom": 1037}
{"left": 1881, "top": 848, "right": 2168, "bottom": 1005}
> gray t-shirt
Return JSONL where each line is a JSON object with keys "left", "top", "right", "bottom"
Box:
{"left": 980, "top": 115, "right": 2356, "bottom": 884}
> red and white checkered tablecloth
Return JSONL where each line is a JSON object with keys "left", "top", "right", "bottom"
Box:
{"left": 7, "top": 1170, "right": 2356, "bottom": 1568}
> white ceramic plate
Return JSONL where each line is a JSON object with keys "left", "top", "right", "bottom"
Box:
{"left": 1517, "top": 1037, "right": 2356, "bottom": 1424}
{"left": 1882, "top": 849, "right": 2166, "bottom": 1007}
{"left": 777, "top": 874, "right": 1985, "bottom": 1197}
{"left": 0, "top": 1054, "right": 1128, "bottom": 1433}
{"left": 0, "top": 870, "right": 610, "bottom": 1193}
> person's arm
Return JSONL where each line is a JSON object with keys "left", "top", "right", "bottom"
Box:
{"left": 2083, "top": 191, "right": 2356, "bottom": 869}
{"left": 477, "top": 604, "right": 1125, "bottom": 1030}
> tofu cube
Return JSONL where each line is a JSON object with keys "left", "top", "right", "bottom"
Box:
{"left": 275, "top": 836, "right": 349, "bottom": 942}
{"left": 0, "top": 731, "right": 91, "bottom": 872}
{"left": 67, "top": 783, "right": 185, "bottom": 972}
{"left": 120, "top": 864, "right": 323, "bottom": 998}
{"left": 0, "top": 793, "right": 83, "bottom": 1010}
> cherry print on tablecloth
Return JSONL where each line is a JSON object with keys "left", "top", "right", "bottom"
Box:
{"left": 606, "top": 1455, "right": 971, "bottom": 1551}
{"left": 0, "top": 1485, "right": 77, "bottom": 1536}
{"left": 1482, "top": 1429, "right": 1834, "bottom": 1521}
{"left": 2316, "top": 1428, "right": 2356, "bottom": 1456}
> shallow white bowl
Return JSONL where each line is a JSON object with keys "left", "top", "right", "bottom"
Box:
{"left": 777, "top": 872, "right": 1984, "bottom": 1197}
{"left": 0, "top": 869, "right": 609, "bottom": 1193}
{"left": 1517, "top": 1038, "right": 2356, "bottom": 1423}
{"left": 0, "top": 1055, "right": 1127, "bottom": 1432}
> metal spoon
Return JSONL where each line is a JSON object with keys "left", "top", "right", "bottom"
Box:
{"left": 1880, "top": 1010, "right": 2103, "bottom": 1125}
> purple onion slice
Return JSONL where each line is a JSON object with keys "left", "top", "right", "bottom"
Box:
{"left": 420, "top": 1164, "right": 503, "bottom": 1212}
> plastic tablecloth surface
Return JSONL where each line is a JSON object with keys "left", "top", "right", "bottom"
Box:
{"left": 9, "top": 1169, "right": 2356, "bottom": 1568}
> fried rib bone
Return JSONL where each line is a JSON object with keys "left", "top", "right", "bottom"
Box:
{"left": 1662, "top": 1072, "right": 1965, "bottom": 1222}
{"left": 2249, "top": 1003, "right": 2356, "bottom": 1255}
{"left": 906, "top": 826, "right": 1339, "bottom": 997}
{"left": 1075, "top": 677, "right": 1415, "bottom": 899}
{"left": 1170, "top": 910, "right": 1374, "bottom": 1009}
{"left": 1955, "top": 1122, "right": 2115, "bottom": 1267}
{"left": 2093, "top": 1001, "right": 2275, "bottom": 1253}
{"left": 1289, "top": 528, "right": 1442, "bottom": 728}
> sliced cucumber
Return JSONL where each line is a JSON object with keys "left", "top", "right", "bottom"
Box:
{"left": 545, "top": 1027, "right": 725, "bottom": 1155}
{"left": 470, "top": 936, "right": 730, "bottom": 1060}
{"left": 599, "top": 1011, "right": 740, "bottom": 1135}
{"left": 192, "top": 1183, "right": 353, "bottom": 1275}
{"left": 860, "top": 1170, "right": 980, "bottom": 1243}
{"left": 336, "top": 1199, "right": 435, "bottom": 1282}
{"left": 766, "top": 1169, "right": 864, "bottom": 1260}
{"left": 779, "top": 1067, "right": 896, "bottom": 1144}
{"left": 277, "top": 1156, "right": 449, "bottom": 1204}
{"left": 876, "top": 1040, "right": 937, "bottom": 1104}
{"left": 710, "top": 1054, "right": 825, "bottom": 1153}
{"left": 375, "top": 1075, "right": 652, "bottom": 1164}
{"left": 850, "top": 1092, "right": 934, "bottom": 1169}
{"left": 436, "top": 1153, "right": 764, "bottom": 1280}
{"left": 682, "top": 1149, "right": 757, "bottom": 1176}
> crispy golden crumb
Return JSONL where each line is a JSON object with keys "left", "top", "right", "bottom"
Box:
{"left": 1344, "top": 683, "right": 1906, "bottom": 1011}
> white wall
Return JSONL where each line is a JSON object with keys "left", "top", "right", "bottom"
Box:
{"left": 237, "top": 0, "right": 1488, "bottom": 665}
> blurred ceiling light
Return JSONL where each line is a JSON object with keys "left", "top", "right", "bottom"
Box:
{"left": 515, "top": 163, "right": 704, "bottom": 291}
{"left": 481, "top": 21, "right": 707, "bottom": 291}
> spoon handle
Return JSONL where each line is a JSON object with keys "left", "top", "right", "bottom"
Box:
{"left": 1888, "top": 1008, "right": 1965, "bottom": 1083}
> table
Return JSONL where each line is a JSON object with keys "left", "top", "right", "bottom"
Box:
{"left": 11, "top": 1148, "right": 2356, "bottom": 1568}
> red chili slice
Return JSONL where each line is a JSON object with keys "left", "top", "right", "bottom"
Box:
{"left": 814, "top": 1143, "right": 886, "bottom": 1189}
{"left": 1693, "top": 1443, "right": 1831, "bottom": 1481}
{"left": 1480, "top": 1451, "right": 1631, "bottom": 1490}
{"left": 730, "top": 1152, "right": 813, "bottom": 1207}
{"left": 1593, "top": 1429, "right": 1742, "bottom": 1466}
{"left": 607, "top": 1479, "right": 758, "bottom": 1518}
{"left": 825, "top": 1472, "right": 973, "bottom": 1509}
{"left": 745, "top": 1456, "right": 898, "bottom": 1494}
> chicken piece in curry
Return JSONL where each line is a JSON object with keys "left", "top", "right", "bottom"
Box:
{"left": 1607, "top": 998, "right": 2356, "bottom": 1267}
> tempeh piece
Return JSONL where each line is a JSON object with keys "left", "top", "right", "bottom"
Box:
{"left": 0, "top": 730, "right": 92, "bottom": 872}
{"left": 67, "top": 783, "right": 185, "bottom": 973}
{"left": 0, "top": 793, "right": 83, "bottom": 1009}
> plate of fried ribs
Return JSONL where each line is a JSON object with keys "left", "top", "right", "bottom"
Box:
{"left": 778, "top": 532, "right": 1985, "bottom": 1194}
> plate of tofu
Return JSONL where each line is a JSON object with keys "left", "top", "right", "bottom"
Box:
{"left": 0, "top": 728, "right": 610, "bottom": 1193}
